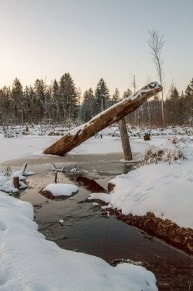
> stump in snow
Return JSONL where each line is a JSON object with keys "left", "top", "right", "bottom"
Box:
{"left": 13, "top": 176, "right": 20, "bottom": 189}
{"left": 144, "top": 133, "right": 151, "bottom": 141}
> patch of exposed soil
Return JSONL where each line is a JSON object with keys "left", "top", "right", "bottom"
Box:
{"left": 102, "top": 208, "right": 193, "bottom": 256}
{"left": 107, "top": 182, "right": 193, "bottom": 256}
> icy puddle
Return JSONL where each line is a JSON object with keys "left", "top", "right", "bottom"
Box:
{"left": 4, "top": 154, "right": 193, "bottom": 291}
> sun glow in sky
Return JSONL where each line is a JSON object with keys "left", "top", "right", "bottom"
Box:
{"left": 0, "top": 0, "right": 193, "bottom": 95}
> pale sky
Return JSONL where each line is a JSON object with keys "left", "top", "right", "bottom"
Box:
{"left": 0, "top": 0, "right": 193, "bottom": 96}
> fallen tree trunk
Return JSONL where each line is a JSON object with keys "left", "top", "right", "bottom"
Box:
{"left": 44, "top": 82, "right": 162, "bottom": 156}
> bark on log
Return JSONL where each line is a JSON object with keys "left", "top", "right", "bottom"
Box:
{"left": 44, "top": 82, "right": 162, "bottom": 156}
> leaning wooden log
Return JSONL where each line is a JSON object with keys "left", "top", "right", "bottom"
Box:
{"left": 44, "top": 82, "right": 162, "bottom": 156}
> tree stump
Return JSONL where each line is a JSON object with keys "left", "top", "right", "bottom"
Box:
{"left": 13, "top": 176, "right": 20, "bottom": 189}
{"left": 144, "top": 133, "right": 151, "bottom": 141}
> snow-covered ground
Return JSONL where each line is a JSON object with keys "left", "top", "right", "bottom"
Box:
{"left": 88, "top": 135, "right": 193, "bottom": 229}
{"left": 0, "top": 193, "right": 157, "bottom": 290}
{"left": 0, "top": 130, "right": 159, "bottom": 290}
{"left": 1, "top": 126, "right": 193, "bottom": 290}
{"left": 0, "top": 134, "right": 55, "bottom": 163}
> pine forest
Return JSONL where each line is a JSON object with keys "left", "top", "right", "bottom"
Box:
{"left": 1, "top": 73, "right": 193, "bottom": 128}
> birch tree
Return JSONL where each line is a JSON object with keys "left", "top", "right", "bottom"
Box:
{"left": 148, "top": 30, "right": 165, "bottom": 126}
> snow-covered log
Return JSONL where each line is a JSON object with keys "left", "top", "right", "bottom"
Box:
{"left": 44, "top": 82, "right": 162, "bottom": 156}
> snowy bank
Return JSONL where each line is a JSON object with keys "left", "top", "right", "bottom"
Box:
{"left": 89, "top": 137, "right": 193, "bottom": 230}
{"left": 109, "top": 161, "right": 193, "bottom": 229}
{"left": 0, "top": 191, "right": 157, "bottom": 291}
{"left": 106, "top": 137, "right": 193, "bottom": 230}
{"left": 88, "top": 137, "right": 193, "bottom": 254}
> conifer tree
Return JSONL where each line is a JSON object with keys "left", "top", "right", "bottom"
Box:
{"left": 112, "top": 88, "right": 121, "bottom": 104}
{"left": 11, "top": 78, "right": 23, "bottom": 123}
{"left": 184, "top": 78, "right": 193, "bottom": 124}
{"left": 81, "top": 88, "right": 95, "bottom": 122}
{"left": 51, "top": 79, "right": 60, "bottom": 122}
{"left": 34, "top": 79, "right": 46, "bottom": 123}
{"left": 95, "top": 78, "right": 110, "bottom": 114}
{"left": 59, "top": 73, "right": 77, "bottom": 124}
{"left": 0, "top": 86, "right": 11, "bottom": 124}
{"left": 185, "top": 78, "right": 193, "bottom": 98}
{"left": 24, "top": 85, "right": 38, "bottom": 124}
{"left": 165, "top": 85, "right": 180, "bottom": 125}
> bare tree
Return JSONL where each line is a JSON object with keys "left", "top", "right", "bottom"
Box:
{"left": 148, "top": 30, "right": 165, "bottom": 126}
{"left": 131, "top": 74, "right": 137, "bottom": 124}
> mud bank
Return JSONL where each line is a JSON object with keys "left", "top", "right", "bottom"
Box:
{"left": 106, "top": 181, "right": 193, "bottom": 256}
{"left": 103, "top": 208, "right": 193, "bottom": 256}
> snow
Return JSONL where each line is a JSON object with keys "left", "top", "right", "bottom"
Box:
{"left": 86, "top": 135, "right": 193, "bottom": 229}
{"left": 129, "top": 81, "right": 160, "bottom": 101}
{"left": 0, "top": 129, "right": 158, "bottom": 290}
{"left": 88, "top": 192, "right": 111, "bottom": 204}
{"left": 108, "top": 161, "right": 193, "bottom": 228}
{"left": 0, "top": 135, "right": 57, "bottom": 163}
{"left": 43, "top": 183, "right": 79, "bottom": 197}
{"left": 0, "top": 166, "right": 34, "bottom": 194}
{"left": 0, "top": 193, "right": 157, "bottom": 291}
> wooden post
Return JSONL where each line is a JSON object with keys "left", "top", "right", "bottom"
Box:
{"left": 21, "top": 163, "right": 28, "bottom": 175}
{"left": 54, "top": 171, "right": 58, "bottom": 183}
{"left": 13, "top": 176, "right": 20, "bottom": 189}
{"left": 118, "top": 118, "right": 132, "bottom": 160}
{"left": 43, "top": 82, "right": 162, "bottom": 156}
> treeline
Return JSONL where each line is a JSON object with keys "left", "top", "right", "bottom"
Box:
{"left": 0, "top": 73, "right": 193, "bottom": 127}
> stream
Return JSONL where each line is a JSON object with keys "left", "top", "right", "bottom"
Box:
{"left": 3, "top": 153, "right": 193, "bottom": 291}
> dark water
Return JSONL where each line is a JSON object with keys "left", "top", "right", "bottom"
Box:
{"left": 6, "top": 154, "right": 193, "bottom": 291}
